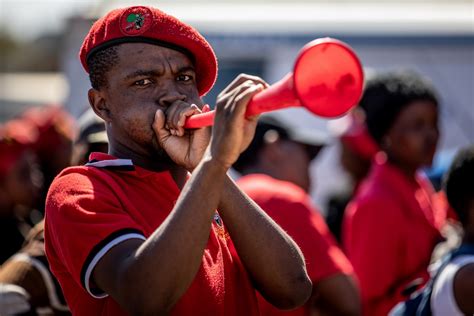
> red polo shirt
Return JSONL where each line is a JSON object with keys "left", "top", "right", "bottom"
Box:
{"left": 44, "top": 153, "right": 259, "bottom": 316}
{"left": 342, "top": 157, "right": 444, "bottom": 316}
{"left": 238, "top": 174, "right": 354, "bottom": 316}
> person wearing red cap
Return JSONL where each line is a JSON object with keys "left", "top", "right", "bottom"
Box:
{"left": 234, "top": 115, "right": 361, "bottom": 316}
{"left": 44, "top": 6, "right": 311, "bottom": 316}
{"left": 342, "top": 71, "right": 446, "bottom": 316}
{"left": 21, "top": 105, "right": 76, "bottom": 216}
{"left": 326, "top": 108, "right": 379, "bottom": 242}
{"left": 0, "top": 119, "right": 42, "bottom": 264}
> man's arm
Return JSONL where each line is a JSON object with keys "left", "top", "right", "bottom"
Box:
{"left": 217, "top": 176, "right": 312, "bottom": 310}
{"left": 312, "top": 274, "right": 361, "bottom": 316}
{"left": 453, "top": 262, "right": 474, "bottom": 314}
{"left": 93, "top": 77, "right": 261, "bottom": 314}
{"left": 93, "top": 74, "right": 311, "bottom": 314}
{"left": 93, "top": 157, "right": 230, "bottom": 314}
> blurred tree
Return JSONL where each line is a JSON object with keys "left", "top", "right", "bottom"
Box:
{"left": 0, "top": 31, "right": 61, "bottom": 72}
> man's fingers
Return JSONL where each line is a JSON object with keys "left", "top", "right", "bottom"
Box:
{"left": 217, "top": 80, "right": 254, "bottom": 111}
{"left": 176, "top": 105, "right": 200, "bottom": 136}
{"left": 202, "top": 104, "right": 211, "bottom": 113}
{"left": 233, "top": 83, "right": 264, "bottom": 117}
{"left": 153, "top": 109, "right": 170, "bottom": 145}
{"left": 218, "top": 74, "right": 268, "bottom": 98}
{"left": 165, "top": 100, "right": 199, "bottom": 136}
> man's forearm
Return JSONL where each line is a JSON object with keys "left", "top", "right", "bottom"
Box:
{"left": 104, "top": 157, "right": 229, "bottom": 313}
{"left": 217, "top": 175, "right": 312, "bottom": 309}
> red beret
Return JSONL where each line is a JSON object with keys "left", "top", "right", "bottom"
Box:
{"left": 21, "top": 105, "right": 76, "bottom": 159}
{"left": 79, "top": 6, "right": 218, "bottom": 96}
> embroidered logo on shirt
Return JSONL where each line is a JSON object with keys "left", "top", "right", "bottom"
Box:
{"left": 213, "top": 213, "right": 223, "bottom": 227}
{"left": 213, "top": 213, "right": 229, "bottom": 241}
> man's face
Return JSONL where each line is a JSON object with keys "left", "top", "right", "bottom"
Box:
{"left": 101, "top": 43, "right": 203, "bottom": 157}
{"left": 1, "top": 151, "right": 42, "bottom": 215}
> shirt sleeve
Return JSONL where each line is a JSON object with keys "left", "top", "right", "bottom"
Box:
{"left": 45, "top": 170, "right": 146, "bottom": 298}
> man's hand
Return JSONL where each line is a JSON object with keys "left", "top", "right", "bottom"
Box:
{"left": 152, "top": 102, "right": 211, "bottom": 171}
{"left": 209, "top": 74, "right": 268, "bottom": 170}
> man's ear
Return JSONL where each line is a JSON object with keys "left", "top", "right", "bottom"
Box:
{"left": 88, "top": 88, "right": 112, "bottom": 122}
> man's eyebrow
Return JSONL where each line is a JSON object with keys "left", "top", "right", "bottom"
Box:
{"left": 124, "top": 70, "right": 162, "bottom": 80}
{"left": 178, "top": 66, "right": 196, "bottom": 73}
{"left": 124, "top": 66, "right": 195, "bottom": 80}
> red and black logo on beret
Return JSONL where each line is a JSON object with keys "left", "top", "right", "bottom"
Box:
{"left": 119, "top": 6, "right": 153, "bottom": 36}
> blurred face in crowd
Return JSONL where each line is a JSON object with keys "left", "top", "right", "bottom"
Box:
{"left": 40, "top": 134, "right": 73, "bottom": 180}
{"left": 382, "top": 100, "right": 439, "bottom": 172}
{"left": 340, "top": 142, "right": 372, "bottom": 183}
{"left": 266, "top": 138, "right": 315, "bottom": 192}
{"left": 0, "top": 151, "right": 41, "bottom": 216}
{"left": 91, "top": 43, "right": 203, "bottom": 158}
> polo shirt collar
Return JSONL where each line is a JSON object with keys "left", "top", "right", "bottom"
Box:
{"left": 86, "top": 152, "right": 134, "bottom": 171}
{"left": 85, "top": 152, "right": 183, "bottom": 181}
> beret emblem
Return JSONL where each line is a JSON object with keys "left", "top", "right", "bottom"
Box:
{"left": 119, "top": 6, "right": 153, "bottom": 36}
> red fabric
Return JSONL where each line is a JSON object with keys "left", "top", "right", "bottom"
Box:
{"left": 238, "top": 174, "right": 354, "bottom": 316}
{"left": 0, "top": 118, "right": 38, "bottom": 177}
{"left": 340, "top": 111, "right": 379, "bottom": 160}
{"left": 342, "top": 157, "right": 444, "bottom": 316}
{"left": 44, "top": 152, "right": 259, "bottom": 316}
{"left": 21, "top": 105, "right": 76, "bottom": 157}
{"left": 79, "top": 6, "right": 217, "bottom": 96}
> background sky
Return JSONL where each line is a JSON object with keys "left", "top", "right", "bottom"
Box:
{"left": 0, "top": 0, "right": 96, "bottom": 41}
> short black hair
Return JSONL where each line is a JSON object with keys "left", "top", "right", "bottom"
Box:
{"left": 444, "top": 146, "right": 474, "bottom": 225}
{"left": 87, "top": 45, "right": 120, "bottom": 90}
{"left": 360, "top": 70, "right": 439, "bottom": 144}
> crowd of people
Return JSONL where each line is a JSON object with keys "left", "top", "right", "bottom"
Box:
{"left": 0, "top": 5, "right": 472, "bottom": 316}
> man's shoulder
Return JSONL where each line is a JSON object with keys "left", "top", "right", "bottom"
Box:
{"left": 46, "top": 165, "right": 121, "bottom": 213}
{"left": 50, "top": 165, "right": 114, "bottom": 191}
{"left": 239, "top": 174, "right": 307, "bottom": 201}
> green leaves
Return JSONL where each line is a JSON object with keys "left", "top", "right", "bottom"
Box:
{"left": 126, "top": 14, "right": 137, "bottom": 23}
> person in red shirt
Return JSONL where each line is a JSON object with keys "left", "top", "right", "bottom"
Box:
{"left": 0, "top": 118, "right": 42, "bottom": 264}
{"left": 234, "top": 115, "right": 361, "bottom": 316}
{"left": 342, "top": 70, "right": 445, "bottom": 316}
{"left": 21, "top": 105, "right": 76, "bottom": 216}
{"left": 326, "top": 109, "right": 379, "bottom": 242}
{"left": 44, "top": 6, "right": 312, "bottom": 316}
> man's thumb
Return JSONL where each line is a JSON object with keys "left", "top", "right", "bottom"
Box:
{"left": 152, "top": 109, "right": 169, "bottom": 142}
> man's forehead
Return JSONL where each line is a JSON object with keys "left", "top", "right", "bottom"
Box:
{"left": 115, "top": 43, "right": 194, "bottom": 70}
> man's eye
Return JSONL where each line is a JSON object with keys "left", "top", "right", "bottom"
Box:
{"left": 134, "top": 79, "right": 153, "bottom": 86}
{"left": 177, "top": 75, "right": 193, "bottom": 82}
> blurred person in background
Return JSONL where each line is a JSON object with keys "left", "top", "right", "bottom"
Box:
{"left": 0, "top": 119, "right": 42, "bottom": 265}
{"left": 234, "top": 115, "right": 361, "bottom": 316}
{"left": 71, "top": 108, "right": 108, "bottom": 166}
{"left": 342, "top": 70, "right": 447, "bottom": 316}
{"left": 0, "top": 221, "right": 70, "bottom": 316}
{"left": 430, "top": 146, "right": 474, "bottom": 315}
{"left": 0, "top": 108, "right": 107, "bottom": 316}
{"left": 21, "top": 105, "right": 76, "bottom": 216}
{"left": 390, "top": 146, "right": 474, "bottom": 316}
{"left": 326, "top": 108, "right": 379, "bottom": 242}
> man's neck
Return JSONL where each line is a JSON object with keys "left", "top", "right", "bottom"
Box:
{"left": 108, "top": 144, "right": 188, "bottom": 189}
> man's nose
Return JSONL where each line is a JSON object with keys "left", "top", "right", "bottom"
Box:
{"left": 158, "top": 86, "right": 187, "bottom": 108}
